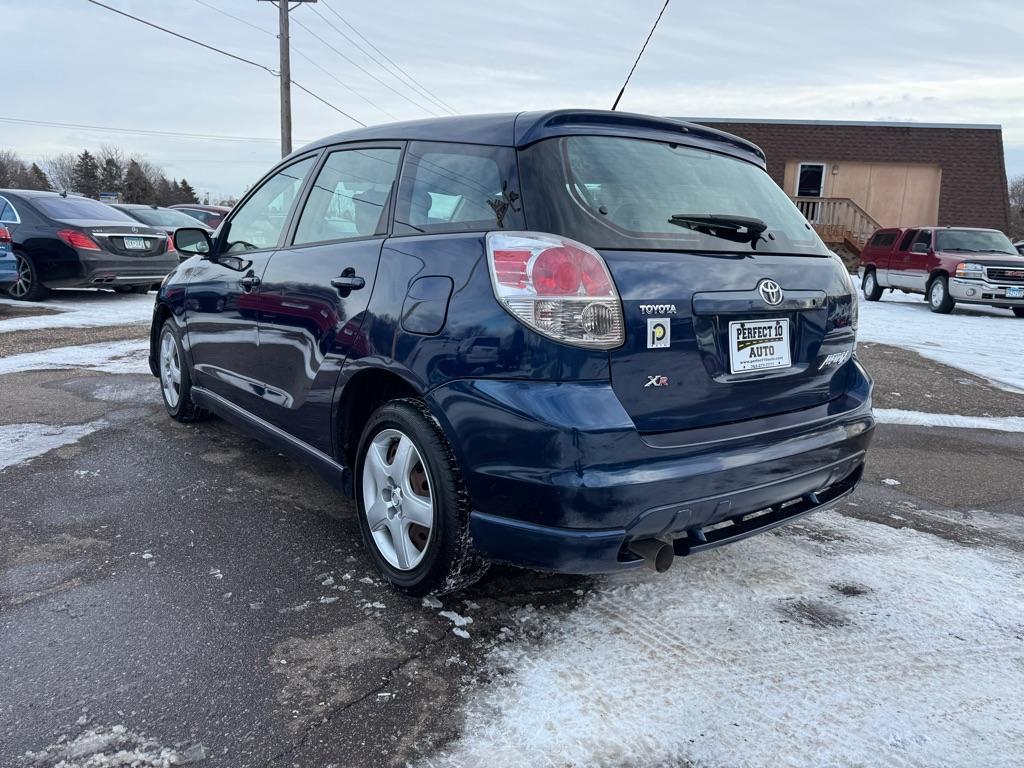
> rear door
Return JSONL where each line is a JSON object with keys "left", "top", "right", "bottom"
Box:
{"left": 185, "top": 155, "right": 317, "bottom": 412}
{"left": 887, "top": 228, "right": 919, "bottom": 289}
{"left": 255, "top": 144, "right": 403, "bottom": 451}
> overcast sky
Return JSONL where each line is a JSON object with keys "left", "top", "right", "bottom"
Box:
{"left": 4, "top": 0, "right": 1023, "bottom": 199}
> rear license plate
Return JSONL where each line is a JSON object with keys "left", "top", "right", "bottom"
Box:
{"left": 123, "top": 237, "right": 147, "bottom": 250}
{"left": 729, "top": 318, "right": 791, "bottom": 374}
{"left": 1007, "top": 287, "right": 1024, "bottom": 299}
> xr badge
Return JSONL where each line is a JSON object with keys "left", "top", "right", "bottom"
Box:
{"left": 644, "top": 375, "right": 669, "bottom": 387}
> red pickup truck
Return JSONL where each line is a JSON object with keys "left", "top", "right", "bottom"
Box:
{"left": 860, "top": 226, "right": 1024, "bottom": 316}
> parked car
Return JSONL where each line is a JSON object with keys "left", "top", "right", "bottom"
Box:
{"left": 111, "top": 204, "right": 214, "bottom": 261}
{"left": 151, "top": 110, "right": 874, "bottom": 595}
{"left": 0, "top": 190, "right": 177, "bottom": 300}
{"left": 168, "top": 203, "right": 231, "bottom": 229}
{"left": 0, "top": 225, "right": 16, "bottom": 291}
{"left": 860, "top": 226, "right": 1024, "bottom": 316}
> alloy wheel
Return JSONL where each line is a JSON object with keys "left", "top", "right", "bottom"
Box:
{"left": 361, "top": 428, "right": 434, "bottom": 571}
{"left": 9, "top": 253, "right": 32, "bottom": 298}
{"left": 930, "top": 280, "right": 944, "bottom": 308}
{"left": 864, "top": 272, "right": 875, "bottom": 297}
{"left": 159, "top": 332, "right": 182, "bottom": 409}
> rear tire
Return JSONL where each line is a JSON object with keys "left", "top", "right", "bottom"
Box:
{"left": 158, "top": 320, "right": 207, "bottom": 422}
{"left": 355, "top": 399, "right": 488, "bottom": 596}
{"left": 1013, "top": 308, "right": 1024, "bottom": 318}
{"left": 862, "top": 269, "right": 883, "bottom": 301}
{"left": 927, "top": 275, "right": 955, "bottom": 314}
{"left": 8, "top": 250, "right": 50, "bottom": 301}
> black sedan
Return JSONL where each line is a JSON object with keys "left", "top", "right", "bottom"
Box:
{"left": 0, "top": 190, "right": 178, "bottom": 300}
{"left": 111, "top": 204, "right": 215, "bottom": 261}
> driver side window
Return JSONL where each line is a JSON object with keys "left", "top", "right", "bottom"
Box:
{"left": 225, "top": 156, "right": 316, "bottom": 253}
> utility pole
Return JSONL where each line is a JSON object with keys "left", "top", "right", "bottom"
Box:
{"left": 259, "top": 0, "right": 316, "bottom": 157}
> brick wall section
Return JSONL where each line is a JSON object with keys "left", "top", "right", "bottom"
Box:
{"left": 694, "top": 121, "right": 1011, "bottom": 232}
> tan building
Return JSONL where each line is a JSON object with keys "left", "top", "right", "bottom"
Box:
{"left": 687, "top": 119, "right": 1011, "bottom": 258}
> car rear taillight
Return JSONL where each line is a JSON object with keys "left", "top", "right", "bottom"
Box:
{"left": 57, "top": 229, "right": 101, "bottom": 251}
{"left": 486, "top": 231, "right": 624, "bottom": 349}
{"left": 0, "top": 227, "right": 10, "bottom": 245}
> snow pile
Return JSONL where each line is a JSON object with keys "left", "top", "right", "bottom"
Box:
{"left": 0, "top": 339, "right": 149, "bottom": 376}
{"left": 0, "top": 291, "right": 154, "bottom": 333}
{"left": 0, "top": 420, "right": 106, "bottom": 470}
{"left": 23, "top": 724, "right": 205, "bottom": 767}
{"left": 424, "top": 512, "right": 1024, "bottom": 767}
{"left": 875, "top": 408, "right": 1024, "bottom": 433}
{"left": 857, "top": 292, "right": 1024, "bottom": 392}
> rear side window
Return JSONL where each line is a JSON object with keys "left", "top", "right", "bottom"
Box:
{"left": 294, "top": 147, "right": 401, "bottom": 245}
{"left": 897, "top": 230, "right": 918, "bottom": 251}
{"left": 0, "top": 197, "right": 19, "bottom": 223}
{"left": 34, "top": 197, "right": 134, "bottom": 222}
{"left": 393, "top": 142, "right": 523, "bottom": 235}
{"left": 870, "top": 231, "right": 896, "bottom": 247}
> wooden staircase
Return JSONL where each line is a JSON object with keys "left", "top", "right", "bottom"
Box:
{"left": 791, "top": 197, "right": 882, "bottom": 265}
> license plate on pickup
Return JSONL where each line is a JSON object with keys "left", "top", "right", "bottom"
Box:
{"left": 729, "top": 318, "right": 791, "bottom": 374}
{"left": 1007, "top": 287, "right": 1024, "bottom": 299}
{"left": 123, "top": 237, "right": 147, "bottom": 250}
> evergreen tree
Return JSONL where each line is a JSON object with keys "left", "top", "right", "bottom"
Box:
{"left": 178, "top": 178, "right": 199, "bottom": 204}
{"left": 72, "top": 150, "right": 101, "bottom": 198}
{"left": 122, "top": 160, "right": 155, "bottom": 204}
{"left": 154, "top": 176, "right": 174, "bottom": 206}
{"left": 99, "top": 158, "right": 123, "bottom": 197}
{"left": 28, "top": 163, "right": 52, "bottom": 191}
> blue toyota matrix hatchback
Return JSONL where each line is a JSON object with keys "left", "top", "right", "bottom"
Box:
{"left": 151, "top": 110, "right": 874, "bottom": 595}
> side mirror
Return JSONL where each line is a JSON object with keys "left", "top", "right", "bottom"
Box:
{"left": 911, "top": 242, "right": 928, "bottom": 254}
{"left": 174, "top": 227, "right": 213, "bottom": 256}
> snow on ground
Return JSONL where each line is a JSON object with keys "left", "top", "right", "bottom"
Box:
{"left": 0, "top": 339, "right": 149, "bottom": 376}
{"left": 22, "top": 724, "right": 204, "bottom": 768}
{"left": 426, "top": 511, "right": 1024, "bottom": 768}
{"left": 857, "top": 290, "right": 1024, "bottom": 392}
{"left": 875, "top": 407, "right": 1024, "bottom": 432}
{"left": 0, "top": 291, "right": 153, "bottom": 333}
{"left": 0, "top": 420, "right": 106, "bottom": 470}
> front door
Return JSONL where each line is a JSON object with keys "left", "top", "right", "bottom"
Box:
{"left": 255, "top": 144, "right": 403, "bottom": 452}
{"left": 796, "top": 163, "right": 826, "bottom": 221}
{"left": 907, "top": 229, "right": 933, "bottom": 291}
{"left": 185, "top": 155, "right": 317, "bottom": 411}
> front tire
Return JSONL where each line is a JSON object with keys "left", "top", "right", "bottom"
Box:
{"left": 927, "top": 275, "right": 955, "bottom": 314}
{"left": 8, "top": 251, "right": 50, "bottom": 301}
{"left": 355, "top": 399, "right": 488, "bottom": 596}
{"left": 862, "top": 269, "right": 883, "bottom": 301}
{"left": 158, "top": 320, "right": 207, "bottom": 422}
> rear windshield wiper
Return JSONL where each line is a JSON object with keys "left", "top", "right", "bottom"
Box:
{"left": 667, "top": 214, "right": 769, "bottom": 248}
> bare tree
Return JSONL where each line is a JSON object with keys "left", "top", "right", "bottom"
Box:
{"left": 43, "top": 152, "right": 78, "bottom": 192}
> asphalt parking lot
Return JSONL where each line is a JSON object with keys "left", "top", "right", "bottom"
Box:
{"left": 2, "top": 292, "right": 1023, "bottom": 767}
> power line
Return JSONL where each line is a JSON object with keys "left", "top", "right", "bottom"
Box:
{"left": 611, "top": 0, "right": 671, "bottom": 111}
{"left": 190, "top": 0, "right": 391, "bottom": 122}
{"left": 318, "top": 0, "right": 457, "bottom": 116}
{"left": 0, "top": 116, "right": 307, "bottom": 144}
{"left": 298, "top": 6, "right": 440, "bottom": 117}
{"left": 83, "top": 0, "right": 364, "bottom": 127}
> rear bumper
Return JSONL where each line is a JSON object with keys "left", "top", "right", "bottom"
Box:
{"left": 44, "top": 250, "right": 177, "bottom": 288}
{"left": 949, "top": 277, "right": 1024, "bottom": 306}
{"left": 426, "top": 359, "right": 874, "bottom": 573}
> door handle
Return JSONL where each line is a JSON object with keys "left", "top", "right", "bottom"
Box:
{"left": 240, "top": 273, "right": 261, "bottom": 291}
{"left": 331, "top": 269, "right": 365, "bottom": 296}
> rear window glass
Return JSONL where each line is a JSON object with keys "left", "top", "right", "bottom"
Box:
{"left": 394, "top": 142, "right": 524, "bottom": 235}
{"left": 870, "top": 232, "right": 896, "bottom": 247}
{"left": 519, "top": 136, "right": 829, "bottom": 254}
{"left": 935, "top": 229, "right": 1015, "bottom": 254}
{"left": 35, "top": 197, "right": 134, "bottom": 222}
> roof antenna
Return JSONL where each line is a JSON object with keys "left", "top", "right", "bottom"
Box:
{"left": 611, "top": 0, "right": 671, "bottom": 111}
